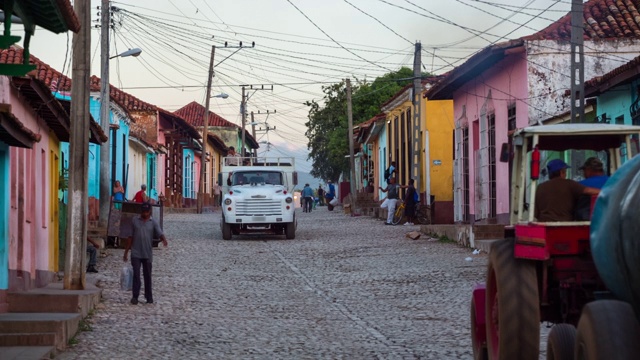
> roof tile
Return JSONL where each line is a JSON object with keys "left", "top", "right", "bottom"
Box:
{"left": 174, "top": 101, "right": 238, "bottom": 128}
{"left": 524, "top": 0, "right": 640, "bottom": 40}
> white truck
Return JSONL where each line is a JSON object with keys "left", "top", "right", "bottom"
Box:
{"left": 219, "top": 156, "right": 298, "bottom": 240}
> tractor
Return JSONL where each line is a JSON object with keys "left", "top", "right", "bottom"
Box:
{"left": 470, "top": 123, "right": 640, "bottom": 360}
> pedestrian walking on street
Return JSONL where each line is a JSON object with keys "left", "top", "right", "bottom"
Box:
{"left": 317, "top": 186, "right": 325, "bottom": 206}
{"left": 123, "top": 202, "right": 168, "bottom": 305}
{"left": 302, "top": 183, "right": 314, "bottom": 213}
{"left": 379, "top": 177, "right": 401, "bottom": 225}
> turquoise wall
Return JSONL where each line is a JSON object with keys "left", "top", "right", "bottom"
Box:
{"left": 596, "top": 83, "right": 635, "bottom": 125}
{"left": 0, "top": 142, "right": 9, "bottom": 290}
{"left": 89, "top": 98, "right": 130, "bottom": 195}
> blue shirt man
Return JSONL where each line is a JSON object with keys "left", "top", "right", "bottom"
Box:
{"left": 302, "top": 184, "right": 314, "bottom": 212}
{"left": 579, "top": 157, "right": 608, "bottom": 189}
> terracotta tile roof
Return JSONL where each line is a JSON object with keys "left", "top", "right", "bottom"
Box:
{"left": 174, "top": 101, "right": 238, "bottom": 128}
{"left": 524, "top": 0, "right": 640, "bottom": 40}
{"left": 89, "top": 76, "right": 157, "bottom": 112}
{"left": 0, "top": 47, "right": 72, "bottom": 91}
{"left": 584, "top": 55, "right": 640, "bottom": 95}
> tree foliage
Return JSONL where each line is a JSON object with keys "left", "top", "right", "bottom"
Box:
{"left": 305, "top": 67, "right": 416, "bottom": 182}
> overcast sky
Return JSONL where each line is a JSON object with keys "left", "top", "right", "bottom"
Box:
{"left": 26, "top": 0, "right": 572, "bottom": 173}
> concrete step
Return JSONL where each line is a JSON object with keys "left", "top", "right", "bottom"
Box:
{"left": 0, "top": 346, "right": 54, "bottom": 360}
{"left": 0, "top": 313, "right": 80, "bottom": 351}
{"left": 8, "top": 283, "right": 101, "bottom": 318}
{"left": 0, "top": 333, "right": 57, "bottom": 347}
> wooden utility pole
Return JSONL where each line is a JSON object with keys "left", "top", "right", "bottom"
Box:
{"left": 346, "top": 78, "right": 356, "bottom": 214}
{"left": 198, "top": 45, "right": 215, "bottom": 214}
{"left": 241, "top": 86, "right": 246, "bottom": 155}
{"left": 570, "top": 0, "right": 585, "bottom": 123}
{"left": 98, "top": 0, "right": 110, "bottom": 228}
{"left": 411, "top": 42, "right": 424, "bottom": 201}
{"left": 64, "top": 0, "right": 91, "bottom": 290}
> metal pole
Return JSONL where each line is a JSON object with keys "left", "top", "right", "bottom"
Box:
{"left": 346, "top": 78, "right": 357, "bottom": 214}
{"left": 241, "top": 86, "right": 246, "bottom": 156}
{"left": 570, "top": 0, "right": 584, "bottom": 123}
{"left": 198, "top": 45, "right": 215, "bottom": 214}
{"left": 64, "top": 0, "right": 91, "bottom": 290}
{"left": 98, "top": 0, "right": 110, "bottom": 228}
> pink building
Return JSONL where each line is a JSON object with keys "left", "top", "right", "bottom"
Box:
{"left": 426, "top": 0, "right": 640, "bottom": 224}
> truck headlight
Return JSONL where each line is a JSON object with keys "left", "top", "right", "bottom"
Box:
{"left": 224, "top": 199, "right": 232, "bottom": 205}
{"left": 285, "top": 197, "right": 293, "bottom": 204}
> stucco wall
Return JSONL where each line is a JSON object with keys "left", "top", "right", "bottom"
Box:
{"left": 425, "top": 99, "right": 454, "bottom": 202}
{"left": 452, "top": 55, "right": 529, "bottom": 223}
{"left": 526, "top": 39, "right": 640, "bottom": 124}
{"left": 7, "top": 84, "right": 55, "bottom": 290}
{"left": 127, "top": 140, "right": 150, "bottom": 200}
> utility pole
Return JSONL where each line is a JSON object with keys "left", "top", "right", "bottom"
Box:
{"left": 197, "top": 45, "right": 215, "bottom": 214}
{"left": 570, "top": 0, "right": 584, "bottom": 123}
{"left": 346, "top": 78, "right": 357, "bottom": 214}
{"left": 251, "top": 110, "right": 276, "bottom": 157}
{"left": 241, "top": 86, "right": 246, "bottom": 156}
{"left": 65, "top": 0, "right": 91, "bottom": 290}
{"left": 98, "top": 0, "right": 110, "bottom": 229}
{"left": 240, "top": 84, "right": 272, "bottom": 154}
{"left": 411, "top": 42, "right": 424, "bottom": 201}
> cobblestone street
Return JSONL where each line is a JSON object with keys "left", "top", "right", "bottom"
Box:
{"left": 59, "top": 208, "right": 492, "bottom": 359}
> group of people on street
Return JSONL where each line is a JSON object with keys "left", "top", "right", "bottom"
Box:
{"left": 301, "top": 181, "right": 336, "bottom": 212}
{"left": 379, "top": 161, "right": 419, "bottom": 226}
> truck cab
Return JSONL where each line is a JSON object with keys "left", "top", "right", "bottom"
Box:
{"left": 219, "top": 156, "right": 298, "bottom": 240}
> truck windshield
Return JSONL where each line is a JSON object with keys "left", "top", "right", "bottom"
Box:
{"left": 231, "top": 171, "right": 282, "bottom": 185}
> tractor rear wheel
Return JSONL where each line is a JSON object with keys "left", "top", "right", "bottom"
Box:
{"left": 546, "top": 324, "right": 576, "bottom": 360}
{"left": 575, "top": 300, "right": 640, "bottom": 360}
{"left": 485, "top": 238, "right": 540, "bottom": 360}
{"left": 471, "top": 295, "right": 488, "bottom": 360}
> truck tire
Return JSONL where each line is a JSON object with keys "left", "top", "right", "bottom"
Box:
{"left": 471, "top": 295, "right": 488, "bottom": 360}
{"left": 486, "top": 238, "right": 540, "bottom": 360}
{"left": 546, "top": 324, "right": 576, "bottom": 360}
{"left": 221, "top": 219, "right": 232, "bottom": 240}
{"left": 575, "top": 300, "right": 640, "bottom": 360}
{"left": 285, "top": 222, "right": 295, "bottom": 239}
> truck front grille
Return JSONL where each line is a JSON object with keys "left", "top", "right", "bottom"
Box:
{"left": 236, "top": 199, "right": 283, "bottom": 216}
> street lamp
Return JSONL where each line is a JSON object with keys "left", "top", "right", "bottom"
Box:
{"left": 211, "top": 93, "right": 229, "bottom": 99}
{"left": 109, "top": 47, "right": 142, "bottom": 59}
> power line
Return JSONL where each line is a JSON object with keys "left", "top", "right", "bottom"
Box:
{"left": 285, "top": 0, "right": 394, "bottom": 73}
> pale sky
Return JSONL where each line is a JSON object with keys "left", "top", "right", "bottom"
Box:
{"left": 25, "top": 0, "right": 572, "bottom": 173}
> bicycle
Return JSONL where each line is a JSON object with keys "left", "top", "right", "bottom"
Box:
{"left": 391, "top": 200, "right": 431, "bottom": 225}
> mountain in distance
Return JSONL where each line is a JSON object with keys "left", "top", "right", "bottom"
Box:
{"left": 295, "top": 171, "right": 323, "bottom": 191}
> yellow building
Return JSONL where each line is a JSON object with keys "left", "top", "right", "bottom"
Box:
{"left": 379, "top": 81, "right": 454, "bottom": 224}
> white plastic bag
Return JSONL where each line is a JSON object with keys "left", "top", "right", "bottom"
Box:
{"left": 120, "top": 263, "right": 133, "bottom": 291}
{"left": 329, "top": 198, "right": 338, "bottom": 206}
